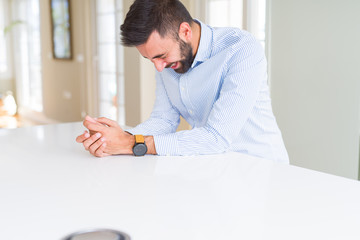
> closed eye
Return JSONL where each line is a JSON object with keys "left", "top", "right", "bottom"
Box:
{"left": 152, "top": 53, "right": 166, "bottom": 60}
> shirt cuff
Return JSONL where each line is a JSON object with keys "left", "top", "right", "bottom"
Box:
{"left": 153, "top": 133, "right": 180, "bottom": 156}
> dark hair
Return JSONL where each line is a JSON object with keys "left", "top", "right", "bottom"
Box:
{"left": 120, "top": 0, "right": 194, "bottom": 46}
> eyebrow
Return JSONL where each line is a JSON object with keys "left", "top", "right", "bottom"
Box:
{"left": 143, "top": 53, "right": 165, "bottom": 60}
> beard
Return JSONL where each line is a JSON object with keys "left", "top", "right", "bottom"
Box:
{"left": 177, "top": 39, "right": 194, "bottom": 73}
{"left": 166, "top": 39, "right": 194, "bottom": 74}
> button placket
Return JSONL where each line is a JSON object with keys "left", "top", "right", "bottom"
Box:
{"left": 179, "top": 75, "right": 189, "bottom": 117}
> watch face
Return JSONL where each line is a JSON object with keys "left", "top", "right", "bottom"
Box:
{"left": 133, "top": 143, "right": 147, "bottom": 156}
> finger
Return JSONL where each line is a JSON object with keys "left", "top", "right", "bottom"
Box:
{"left": 83, "top": 116, "right": 102, "bottom": 129}
{"left": 85, "top": 115, "right": 98, "bottom": 123}
{"left": 96, "top": 117, "right": 119, "bottom": 128}
{"left": 84, "top": 121, "right": 106, "bottom": 132}
{"left": 76, "top": 131, "right": 90, "bottom": 143}
{"left": 83, "top": 132, "right": 102, "bottom": 150}
{"left": 89, "top": 130, "right": 97, "bottom": 136}
{"left": 89, "top": 137, "right": 106, "bottom": 156}
{"left": 94, "top": 142, "right": 111, "bottom": 157}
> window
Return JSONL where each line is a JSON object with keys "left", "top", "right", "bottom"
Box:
{"left": 245, "top": 0, "right": 266, "bottom": 47}
{"left": 95, "top": 0, "right": 125, "bottom": 125}
{"left": 0, "top": 0, "right": 11, "bottom": 78}
{"left": 206, "top": 0, "right": 266, "bottom": 48}
{"left": 11, "top": 0, "right": 43, "bottom": 112}
{"left": 207, "top": 0, "right": 244, "bottom": 28}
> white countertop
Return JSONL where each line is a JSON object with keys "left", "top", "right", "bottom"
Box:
{"left": 1, "top": 122, "right": 360, "bottom": 240}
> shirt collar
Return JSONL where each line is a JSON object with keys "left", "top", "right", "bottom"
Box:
{"left": 191, "top": 20, "right": 213, "bottom": 68}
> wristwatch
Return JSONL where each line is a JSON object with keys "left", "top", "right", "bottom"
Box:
{"left": 132, "top": 135, "right": 147, "bottom": 156}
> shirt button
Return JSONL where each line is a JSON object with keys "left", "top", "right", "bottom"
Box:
{"left": 181, "top": 87, "right": 185, "bottom": 91}
{"left": 189, "top": 110, "right": 193, "bottom": 114}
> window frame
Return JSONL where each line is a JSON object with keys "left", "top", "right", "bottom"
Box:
{"left": 94, "top": 0, "right": 125, "bottom": 125}
{"left": 0, "top": 0, "right": 13, "bottom": 80}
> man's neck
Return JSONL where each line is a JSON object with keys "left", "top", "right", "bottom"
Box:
{"left": 190, "top": 21, "right": 201, "bottom": 58}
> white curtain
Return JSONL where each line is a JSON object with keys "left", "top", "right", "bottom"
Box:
{"left": 11, "top": 0, "right": 42, "bottom": 112}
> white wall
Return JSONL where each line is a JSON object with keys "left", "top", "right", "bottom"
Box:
{"left": 40, "top": 0, "right": 92, "bottom": 122}
{"left": 268, "top": 0, "right": 360, "bottom": 179}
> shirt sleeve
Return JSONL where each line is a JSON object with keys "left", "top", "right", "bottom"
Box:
{"left": 126, "top": 72, "right": 181, "bottom": 136}
{"left": 153, "top": 38, "right": 266, "bottom": 156}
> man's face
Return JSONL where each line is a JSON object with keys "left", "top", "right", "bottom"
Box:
{"left": 136, "top": 31, "right": 194, "bottom": 73}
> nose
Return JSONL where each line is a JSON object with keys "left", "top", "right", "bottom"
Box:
{"left": 152, "top": 59, "right": 167, "bottom": 72}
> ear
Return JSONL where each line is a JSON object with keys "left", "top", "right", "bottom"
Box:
{"left": 178, "top": 22, "right": 192, "bottom": 41}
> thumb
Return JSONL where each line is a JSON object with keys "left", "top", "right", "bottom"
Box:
{"left": 85, "top": 115, "right": 98, "bottom": 123}
{"left": 96, "top": 117, "right": 119, "bottom": 128}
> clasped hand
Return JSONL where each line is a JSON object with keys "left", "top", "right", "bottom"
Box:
{"left": 76, "top": 116, "right": 134, "bottom": 157}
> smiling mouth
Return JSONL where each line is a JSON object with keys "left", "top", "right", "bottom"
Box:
{"left": 167, "top": 62, "right": 178, "bottom": 69}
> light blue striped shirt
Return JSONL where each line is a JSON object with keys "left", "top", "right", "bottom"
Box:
{"left": 128, "top": 20, "right": 289, "bottom": 163}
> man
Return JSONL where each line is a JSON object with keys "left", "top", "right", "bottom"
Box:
{"left": 76, "top": 0, "right": 289, "bottom": 163}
